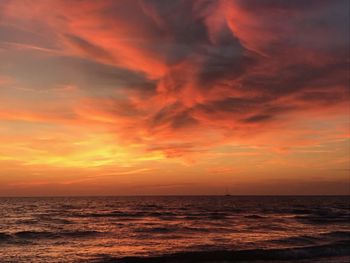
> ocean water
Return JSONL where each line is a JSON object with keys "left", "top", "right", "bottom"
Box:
{"left": 0, "top": 196, "right": 349, "bottom": 262}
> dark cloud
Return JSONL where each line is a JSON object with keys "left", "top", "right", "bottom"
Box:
{"left": 243, "top": 114, "right": 272, "bottom": 123}
{"left": 171, "top": 111, "right": 198, "bottom": 129}
{"left": 0, "top": 50, "right": 155, "bottom": 94}
{"left": 240, "top": 62, "right": 349, "bottom": 102}
{"left": 140, "top": 0, "right": 211, "bottom": 44}
{"left": 197, "top": 97, "right": 261, "bottom": 114}
{"left": 64, "top": 34, "right": 115, "bottom": 62}
{"left": 234, "top": 0, "right": 330, "bottom": 11}
{"left": 195, "top": 45, "right": 252, "bottom": 88}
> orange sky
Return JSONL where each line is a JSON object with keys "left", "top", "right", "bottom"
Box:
{"left": 0, "top": 0, "right": 349, "bottom": 196}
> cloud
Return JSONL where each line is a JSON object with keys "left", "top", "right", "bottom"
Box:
{"left": 0, "top": 0, "right": 349, "bottom": 160}
{"left": 63, "top": 34, "right": 115, "bottom": 63}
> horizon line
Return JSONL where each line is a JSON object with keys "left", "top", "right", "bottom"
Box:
{"left": 0, "top": 194, "right": 349, "bottom": 198}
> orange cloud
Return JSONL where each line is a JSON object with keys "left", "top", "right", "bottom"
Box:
{"left": 0, "top": 0, "right": 348, "bottom": 195}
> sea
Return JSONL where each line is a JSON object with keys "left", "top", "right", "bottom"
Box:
{"left": 0, "top": 196, "right": 349, "bottom": 262}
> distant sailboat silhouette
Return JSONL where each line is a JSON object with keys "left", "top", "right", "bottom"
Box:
{"left": 225, "top": 187, "right": 232, "bottom": 196}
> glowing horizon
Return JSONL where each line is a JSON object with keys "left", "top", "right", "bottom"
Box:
{"left": 0, "top": 0, "right": 349, "bottom": 196}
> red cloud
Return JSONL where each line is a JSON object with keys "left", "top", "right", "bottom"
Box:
{"left": 1, "top": 0, "right": 349, "bottom": 159}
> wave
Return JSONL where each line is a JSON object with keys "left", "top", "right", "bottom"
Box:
{"left": 135, "top": 227, "right": 178, "bottom": 234}
{"left": 321, "top": 231, "right": 350, "bottom": 239}
{"left": 0, "top": 230, "right": 103, "bottom": 242}
{"left": 36, "top": 214, "right": 73, "bottom": 224}
{"left": 269, "top": 231, "right": 350, "bottom": 247}
{"left": 94, "top": 241, "right": 350, "bottom": 262}
{"left": 296, "top": 214, "right": 350, "bottom": 224}
{"left": 244, "top": 214, "right": 265, "bottom": 219}
{"left": 74, "top": 211, "right": 161, "bottom": 218}
{"left": 270, "top": 235, "right": 320, "bottom": 246}
{"left": 0, "top": 232, "right": 12, "bottom": 242}
{"left": 294, "top": 209, "right": 350, "bottom": 225}
{"left": 72, "top": 211, "right": 232, "bottom": 220}
{"left": 134, "top": 225, "right": 231, "bottom": 235}
{"left": 73, "top": 211, "right": 139, "bottom": 218}
{"left": 15, "top": 231, "right": 58, "bottom": 239}
{"left": 62, "top": 230, "right": 101, "bottom": 238}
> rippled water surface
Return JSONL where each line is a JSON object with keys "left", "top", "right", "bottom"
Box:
{"left": 0, "top": 196, "right": 349, "bottom": 262}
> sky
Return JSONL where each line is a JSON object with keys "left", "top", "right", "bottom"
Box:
{"left": 0, "top": 0, "right": 349, "bottom": 196}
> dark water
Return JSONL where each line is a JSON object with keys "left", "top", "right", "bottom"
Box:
{"left": 0, "top": 196, "right": 349, "bottom": 262}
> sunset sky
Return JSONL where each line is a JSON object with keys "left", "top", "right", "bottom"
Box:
{"left": 0, "top": 0, "right": 349, "bottom": 196}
